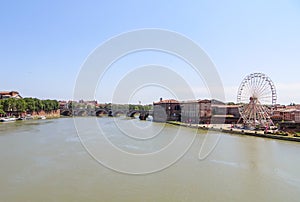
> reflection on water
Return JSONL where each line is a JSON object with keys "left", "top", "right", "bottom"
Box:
{"left": 0, "top": 117, "right": 300, "bottom": 201}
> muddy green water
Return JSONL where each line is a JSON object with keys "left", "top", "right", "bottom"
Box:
{"left": 0, "top": 117, "right": 300, "bottom": 202}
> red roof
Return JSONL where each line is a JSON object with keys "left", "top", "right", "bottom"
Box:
{"left": 0, "top": 91, "right": 21, "bottom": 97}
{"left": 0, "top": 91, "right": 19, "bottom": 94}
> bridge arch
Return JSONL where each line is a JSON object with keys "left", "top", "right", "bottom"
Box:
{"left": 96, "top": 109, "right": 109, "bottom": 116}
{"left": 127, "top": 110, "right": 150, "bottom": 120}
{"left": 128, "top": 110, "right": 140, "bottom": 118}
{"left": 112, "top": 110, "right": 125, "bottom": 117}
{"left": 61, "top": 110, "right": 71, "bottom": 116}
{"left": 77, "top": 110, "right": 87, "bottom": 116}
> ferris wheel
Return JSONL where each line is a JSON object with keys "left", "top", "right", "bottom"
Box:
{"left": 237, "top": 73, "right": 277, "bottom": 128}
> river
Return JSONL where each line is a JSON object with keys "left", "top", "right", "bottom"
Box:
{"left": 1, "top": 117, "right": 300, "bottom": 201}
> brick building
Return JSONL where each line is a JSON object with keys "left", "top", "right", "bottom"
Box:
{"left": 153, "top": 98, "right": 181, "bottom": 122}
{"left": 180, "top": 99, "right": 213, "bottom": 124}
{"left": 154, "top": 98, "right": 241, "bottom": 124}
{"left": 211, "top": 104, "right": 240, "bottom": 124}
{"left": 272, "top": 108, "right": 300, "bottom": 123}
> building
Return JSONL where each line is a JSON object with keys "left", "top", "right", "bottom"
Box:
{"left": 211, "top": 104, "right": 240, "bottom": 124}
{"left": 78, "top": 100, "right": 98, "bottom": 105}
{"left": 272, "top": 108, "right": 300, "bottom": 123}
{"left": 180, "top": 100, "right": 200, "bottom": 124}
{"left": 153, "top": 98, "right": 181, "bottom": 122}
{"left": 180, "top": 99, "right": 213, "bottom": 124}
{"left": 59, "top": 101, "right": 67, "bottom": 109}
{"left": 0, "top": 91, "right": 22, "bottom": 99}
{"left": 199, "top": 99, "right": 212, "bottom": 123}
{"left": 153, "top": 98, "right": 241, "bottom": 124}
{"left": 180, "top": 99, "right": 240, "bottom": 124}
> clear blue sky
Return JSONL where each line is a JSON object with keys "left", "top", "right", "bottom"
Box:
{"left": 1, "top": 0, "right": 299, "bottom": 104}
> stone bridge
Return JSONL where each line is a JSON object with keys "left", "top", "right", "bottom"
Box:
{"left": 127, "top": 110, "right": 153, "bottom": 120}
{"left": 61, "top": 108, "right": 153, "bottom": 120}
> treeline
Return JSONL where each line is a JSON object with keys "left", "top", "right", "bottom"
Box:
{"left": 128, "top": 104, "right": 152, "bottom": 111}
{"left": 67, "top": 102, "right": 153, "bottom": 111}
{"left": 0, "top": 98, "right": 59, "bottom": 115}
{"left": 97, "top": 103, "right": 152, "bottom": 111}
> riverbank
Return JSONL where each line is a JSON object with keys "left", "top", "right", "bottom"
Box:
{"left": 0, "top": 114, "right": 60, "bottom": 122}
{"left": 167, "top": 121, "right": 300, "bottom": 143}
{"left": 27, "top": 114, "right": 60, "bottom": 120}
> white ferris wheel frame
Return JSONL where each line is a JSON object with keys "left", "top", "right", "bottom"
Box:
{"left": 237, "top": 73, "right": 277, "bottom": 127}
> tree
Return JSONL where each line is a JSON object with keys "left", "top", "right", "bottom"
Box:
{"left": 0, "top": 97, "right": 59, "bottom": 115}
{"left": 43, "top": 99, "right": 52, "bottom": 112}
{"left": 68, "top": 101, "right": 74, "bottom": 110}
{"left": 34, "top": 98, "right": 44, "bottom": 112}
{"left": 42, "top": 99, "right": 59, "bottom": 112}
{"left": 0, "top": 101, "right": 6, "bottom": 116}
{"left": 0, "top": 109, "right": 5, "bottom": 115}
{"left": 2, "top": 98, "right": 14, "bottom": 111}
{"left": 15, "top": 99, "right": 26, "bottom": 113}
{"left": 24, "top": 98, "right": 36, "bottom": 112}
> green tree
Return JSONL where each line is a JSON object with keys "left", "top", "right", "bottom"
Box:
{"left": 43, "top": 100, "right": 59, "bottom": 112}
{"left": 24, "top": 98, "right": 36, "bottom": 112}
{"left": 43, "top": 99, "right": 51, "bottom": 112}
{"left": 15, "top": 99, "right": 26, "bottom": 113}
{"left": 0, "top": 100, "right": 6, "bottom": 115}
{"left": 53, "top": 100, "right": 59, "bottom": 110}
{"left": 34, "top": 98, "right": 44, "bottom": 111}
{"left": 68, "top": 101, "right": 74, "bottom": 110}
{"left": 2, "top": 98, "right": 15, "bottom": 111}
{"left": 105, "top": 103, "right": 112, "bottom": 110}
{"left": 0, "top": 97, "right": 59, "bottom": 115}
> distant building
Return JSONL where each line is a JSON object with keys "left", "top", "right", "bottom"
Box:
{"left": 272, "top": 108, "right": 300, "bottom": 123}
{"left": 180, "top": 99, "right": 212, "bottom": 124}
{"left": 180, "top": 99, "right": 240, "bottom": 124}
{"left": 180, "top": 100, "right": 201, "bottom": 124}
{"left": 153, "top": 98, "right": 181, "bottom": 122}
{"left": 0, "top": 91, "right": 22, "bottom": 99}
{"left": 275, "top": 104, "right": 300, "bottom": 132}
{"left": 211, "top": 104, "right": 240, "bottom": 124}
{"left": 58, "top": 101, "right": 69, "bottom": 110}
{"left": 199, "top": 99, "right": 213, "bottom": 123}
{"left": 154, "top": 98, "right": 240, "bottom": 124}
{"left": 78, "top": 100, "right": 98, "bottom": 105}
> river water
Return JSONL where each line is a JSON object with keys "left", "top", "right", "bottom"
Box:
{"left": 1, "top": 117, "right": 300, "bottom": 202}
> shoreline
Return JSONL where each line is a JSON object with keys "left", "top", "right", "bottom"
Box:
{"left": 0, "top": 114, "right": 60, "bottom": 122}
{"left": 167, "top": 121, "right": 300, "bottom": 143}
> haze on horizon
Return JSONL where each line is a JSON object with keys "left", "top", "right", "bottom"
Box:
{"left": 1, "top": 1, "right": 299, "bottom": 105}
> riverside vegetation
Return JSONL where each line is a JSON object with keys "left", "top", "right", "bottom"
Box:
{"left": 0, "top": 98, "right": 59, "bottom": 117}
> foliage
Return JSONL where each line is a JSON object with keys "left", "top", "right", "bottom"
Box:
{"left": 68, "top": 101, "right": 74, "bottom": 110}
{"left": 0, "top": 97, "right": 59, "bottom": 114}
{"left": 0, "top": 109, "right": 5, "bottom": 115}
{"left": 42, "top": 99, "right": 59, "bottom": 112}
{"left": 16, "top": 99, "right": 26, "bottom": 112}
{"left": 0, "top": 101, "right": 6, "bottom": 115}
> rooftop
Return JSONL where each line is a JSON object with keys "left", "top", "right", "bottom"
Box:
{"left": 153, "top": 99, "right": 179, "bottom": 104}
{"left": 0, "top": 91, "right": 22, "bottom": 99}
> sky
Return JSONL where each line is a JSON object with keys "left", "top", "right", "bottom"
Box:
{"left": 0, "top": 0, "right": 299, "bottom": 104}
